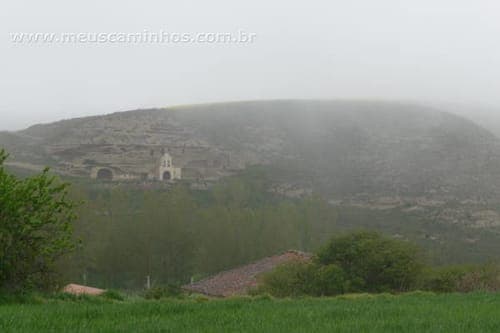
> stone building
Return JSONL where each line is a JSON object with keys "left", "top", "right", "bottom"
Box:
{"left": 155, "top": 152, "right": 181, "bottom": 181}
{"left": 90, "top": 151, "right": 182, "bottom": 181}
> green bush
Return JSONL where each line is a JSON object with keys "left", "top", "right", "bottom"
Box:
{"left": 101, "top": 289, "right": 125, "bottom": 301}
{"left": 422, "top": 263, "right": 500, "bottom": 293}
{"left": 257, "top": 260, "right": 348, "bottom": 297}
{"left": 316, "top": 231, "right": 424, "bottom": 292}
{"left": 257, "top": 260, "right": 313, "bottom": 297}
{"left": 0, "top": 150, "right": 77, "bottom": 292}
{"left": 307, "top": 264, "right": 349, "bottom": 296}
{"left": 423, "top": 265, "right": 472, "bottom": 292}
{"left": 259, "top": 231, "right": 425, "bottom": 297}
{"left": 455, "top": 264, "right": 500, "bottom": 292}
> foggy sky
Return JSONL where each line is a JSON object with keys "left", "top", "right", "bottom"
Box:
{"left": 1, "top": 0, "right": 500, "bottom": 130}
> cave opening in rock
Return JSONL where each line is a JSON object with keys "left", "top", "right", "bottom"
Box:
{"left": 97, "top": 168, "right": 113, "bottom": 181}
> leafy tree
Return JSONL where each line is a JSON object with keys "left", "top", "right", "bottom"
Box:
{"left": 316, "top": 231, "right": 423, "bottom": 292}
{"left": 0, "top": 150, "right": 77, "bottom": 291}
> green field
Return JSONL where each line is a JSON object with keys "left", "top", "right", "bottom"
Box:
{"left": 2, "top": 293, "right": 500, "bottom": 332}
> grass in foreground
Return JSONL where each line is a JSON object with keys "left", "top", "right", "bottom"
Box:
{"left": 2, "top": 292, "right": 500, "bottom": 332}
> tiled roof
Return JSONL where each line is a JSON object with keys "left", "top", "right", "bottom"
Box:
{"left": 62, "top": 283, "right": 105, "bottom": 296}
{"left": 183, "top": 250, "right": 312, "bottom": 297}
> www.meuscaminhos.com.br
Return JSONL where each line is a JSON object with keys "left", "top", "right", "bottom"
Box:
{"left": 10, "top": 29, "right": 257, "bottom": 45}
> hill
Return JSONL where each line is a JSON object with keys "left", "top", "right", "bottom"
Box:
{"left": 2, "top": 100, "right": 500, "bottom": 201}
{"left": 6, "top": 100, "right": 500, "bottom": 272}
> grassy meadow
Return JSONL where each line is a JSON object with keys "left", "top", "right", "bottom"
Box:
{"left": 2, "top": 292, "right": 500, "bottom": 332}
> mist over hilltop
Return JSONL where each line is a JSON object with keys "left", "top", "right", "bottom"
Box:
{"left": 2, "top": 100, "right": 500, "bottom": 201}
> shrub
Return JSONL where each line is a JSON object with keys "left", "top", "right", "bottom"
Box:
{"left": 316, "top": 231, "right": 424, "bottom": 293}
{"left": 257, "top": 260, "right": 313, "bottom": 297}
{"left": 257, "top": 260, "right": 348, "bottom": 297}
{"left": 423, "top": 265, "right": 472, "bottom": 292}
{"left": 307, "top": 264, "right": 349, "bottom": 296}
{"left": 101, "top": 289, "right": 125, "bottom": 301}
{"left": 258, "top": 231, "right": 424, "bottom": 297}
{"left": 423, "top": 263, "right": 500, "bottom": 293}
{"left": 456, "top": 264, "right": 500, "bottom": 292}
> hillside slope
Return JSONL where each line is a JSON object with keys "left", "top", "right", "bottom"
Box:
{"left": 2, "top": 100, "right": 500, "bottom": 200}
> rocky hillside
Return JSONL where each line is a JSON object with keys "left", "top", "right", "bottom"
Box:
{"left": 2, "top": 100, "right": 500, "bottom": 201}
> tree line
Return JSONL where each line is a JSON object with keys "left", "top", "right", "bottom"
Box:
{"left": 60, "top": 170, "right": 339, "bottom": 289}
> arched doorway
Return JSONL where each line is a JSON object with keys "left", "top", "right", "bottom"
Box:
{"left": 162, "top": 171, "right": 171, "bottom": 180}
{"left": 97, "top": 168, "right": 113, "bottom": 181}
